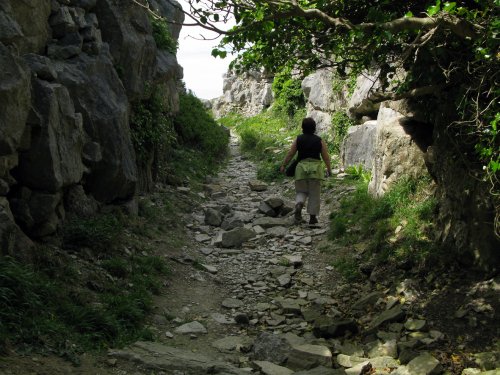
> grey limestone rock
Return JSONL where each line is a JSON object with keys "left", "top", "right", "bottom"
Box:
{"left": 220, "top": 227, "right": 256, "bottom": 248}
{"left": 287, "top": 344, "right": 333, "bottom": 370}
{"left": 368, "top": 305, "right": 406, "bottom": 331}
{"left": 174, "top": 321, "right": 207, "bottom": 334}
{"left": 340, "top": 121, "right": 378, "bottom": 172}
{"left": 0, "top": 43, "right": 31, "bottom": 156}
{"left": 407, "top": 353, "right": 442, "bottom": 375}
{"left": 251, "top": 332, "right": 292, "bottom": 365}
{"left": 253, "top": 361, "right": 294, "bottom": 375}
{"left": 205, "top": 207, "right": 223, "bottom": 226}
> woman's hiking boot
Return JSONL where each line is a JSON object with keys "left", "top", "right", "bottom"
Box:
{"left": 294, "top": 202, "right": 304, "bottom": 223}
{"left": 309, "top": 215, "right": 318, "bottom": 225}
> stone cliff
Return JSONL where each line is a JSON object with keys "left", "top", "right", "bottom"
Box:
{"left": 0, "top": 0, "right": 184, "bottom": 255}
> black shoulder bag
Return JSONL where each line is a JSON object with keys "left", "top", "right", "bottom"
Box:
{"left": 285, "top": 159, "right": 299, "bottom": 177}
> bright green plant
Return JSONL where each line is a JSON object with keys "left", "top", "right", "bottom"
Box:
{"left": 327, "top": 176, "right": 439, "bottom": 269}
{"left": 329, "top": 111, "right": 355, "bottom": 155}
{"left": 131, "top": 83, "right": 177, "bottom": 166}
{"left": 173, "top": 92, "right": 229, "bottom": 160}
{"left": 345, "top": 165, "right": 371, "bottom": 183}
{"left": 150, "top": 17, "right": 178, "bottom": 54}
{"left": 272, "top": 68, "right": 305, "bottom": 117}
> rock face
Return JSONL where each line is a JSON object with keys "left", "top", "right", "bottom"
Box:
{"left": 302, "top": 69, "right": 350, "bottom": 134}
{"left": 368, "top": 104, "right": 429, "bottom": 197}
{"left": 0, "top": 0, "right": 184, "bottom": 247}
{"left": 210, "top": 70, "right": 274, "bottom": 118}
{"left": 340, "top": 121, "right": 377, "bottom": 171}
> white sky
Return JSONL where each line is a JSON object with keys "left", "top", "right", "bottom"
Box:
{"left": 177, "top": 21, "right": 233, "bottom": 100}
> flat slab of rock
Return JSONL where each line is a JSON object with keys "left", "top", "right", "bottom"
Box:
{"left": 277, "top": 273, "right": 292, "bottom": 287}
{"left": 407, "top": 353, "right": 442, "bottom": 375}
{"left": 249, "top": 180, "right": 268, "bottom": 191}
{"left": 109, "top": 341, "right": 246, "bottom": 375}
{"left": 220, "top": 227, "right": 256, "bottom": 248}
{"left": 200, "top": 264, "right": 218, "bottom": 274}
{"left": 212, "top": 336, "right": 253, "bottom": 353}
{"left": 195, "top": 234, "right": 211, "bottom": 243}
{"left": 253, "top": 361, "right": 294, "bottom": 375}
{"left": 222, "top": 298, "right": 244, "bottom": 309}
{"left": 404, "top": 318, "right": 427, "bottom": 331}
{"left": 174, "top": 321, "right": 207, "bottom": 334}
{"left": 293, "top": 366, "right": 345, "bottom": 375}
{"left": 212, "top": 312, "right": 235, "bottom": 324}
{"left": 368, "top": 305, "right": 406, "bottom": 331}
{"left": 267, "top": 226, "right": 288, "bottom": 237}
{"left": 287, "top": 344, "right": 333, "bottom": 370}
{"left": 283, "top": 254, "right": 303, "bottom": 267}
{"left": 351, "top": 291, "right": 384, "bottom": 310}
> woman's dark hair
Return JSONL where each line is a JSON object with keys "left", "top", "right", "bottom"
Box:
{"left": 302, "top": 117, "right": 316, "bottom": 134}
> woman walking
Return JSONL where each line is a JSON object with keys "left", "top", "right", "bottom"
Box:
{"left": 280, "top": 117, "right": 332, "bottom": 224}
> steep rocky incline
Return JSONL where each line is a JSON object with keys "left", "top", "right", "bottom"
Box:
{"left": 0, "top": 0, "right": 183, "bottom": 253}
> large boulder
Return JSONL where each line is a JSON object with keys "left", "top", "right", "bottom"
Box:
{"left": 14, "top": 79, "right": 85, "bottom": 193}
{"left": 55, "top": 53, "right": 137, "bottom": 202}
{"left": 368, "top": 104, "right": 428, "bottom": 197}
{"left": 341, "top": 120, "right": 378, "bottom": 171}
{"left": 348, "top": 70, "right": 382, "bottom": 118}
{"left": 0, "top": 43, "right": 31, "bottom": 156}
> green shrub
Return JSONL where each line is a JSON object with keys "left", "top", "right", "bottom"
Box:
{"left": 131, "top": 84, "right": 176, "bottom": 164}
{"left": 327, "top": 176, "right": 439, "bottom": 266}
{"left": 328, "top": 111, "right": 355, "bottom": 155}
{"left": 150, "top": 17, "right": 178, "bottom": 54}
{"left": 272, "top": 68, "right": 305, "bottom": 117}
{"left": 173, "top": 92, "right": 229, "bottom": 160}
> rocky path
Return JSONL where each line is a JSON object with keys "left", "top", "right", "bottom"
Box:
{"left": 106, "top": 135, "right": 498, "bottom": 375}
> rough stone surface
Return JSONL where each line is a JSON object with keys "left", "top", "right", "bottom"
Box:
{"left": 253, "top": 361, "right": 294, "bottom": 375}
{"left": 251, "top": 332, "right": 292, "bottom": 365}
{"left": 220, "top": 227, "right": 256, "bottom": 248}
{"left": 407, "top": 353, "right": 442, "bottom": 375}
{"left": 368, "top": 105, "right": 428, "bottom": 197}
{"left": 173, "top": 321, "right": 207, "bottom": 335}
{"left": 109, "top": 341, "right": 245, "bottom": 374}
{"left": 210, "top": 70, "right": 273, "bottom": 118}
{"left": 287, "top": 344, "right": 333, "bottom": 370}
{"left": 341, "top": 121, "right": 378, "bottom": 171}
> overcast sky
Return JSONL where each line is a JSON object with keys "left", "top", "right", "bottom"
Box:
{"left": 177, "top": 22, "right": 233, "bottom": 100}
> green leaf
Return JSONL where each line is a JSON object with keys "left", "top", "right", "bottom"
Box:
{"left": 443, "top": 2, "right": 456, "bottom": 12}
{"left": 405, "top": 11, "right": 414, "bottom": 18}
{"left": 427, "top": 0, "right": 441, "bottom": 16}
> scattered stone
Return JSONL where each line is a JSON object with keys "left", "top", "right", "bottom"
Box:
{"left": 268, "top": 226, "right": 288, "bottom": 237}
{"left": 313, "top": 317, "right": 358, "bottom": 338}
{"left": 351, "top": 291, "right": 385, "bottom": 311}
{"left": 165, "top": 331, "right": 174, "bottom": 339}
{"left": 264, "top": 196, "right": 284, "bottom": 209}
{"left": 212, "top": 336, "right": 253, "bottom": 353}
{"left": 474, "top": 352, "right": 500, "bottom": 371}
{"left": 212, "top": 313, "right": 235, "bottom": 324}
{"left": 173, "top": 321, "right": 207, "bottom": 335}
{"left": 277, "top": 273, "right": 292, "bottom": 287}
{"left": 253, "top": 361, "right": 294, "bottom": 375}
{"left": 205, "top": 208, "right": 223, "bottom": 226}
{"left": 298, "top": 236, "right": 313, "bottom": 245}
{"left": 195, "top": 234, "right": 211, "bottom": 243}
{"left": 368, "top": 305, "right": 406, "bottom": 331}
{"left": 199, "top": 247, "right": 214, "bottom": 255}
{"left": 259, "top": 201, "right": 277, "bottom": 217}
{"left": 283, "top": 254, "right": 303, "bottom": 267}
{"left": 366, "top": 339, "right": 398, "bottom": 358}
{"left": 200, "top": 264, "right": 218, "bottom": 274}
{"left": 277, "top": 298, "right": 303, "bottom": 315}
{"left": 254, "top": 217, "right": 290, "bottom": 228}
{"left": 407, "top": 353, "right": 441, "bottom": 375}
{"left": 251, "top": 332, "right": 292, "bottom": 365}
{"left": 293, "top": 366, "right": 345, "bottom": 375}
{"left": 220, "top": 227, "right": 256, "bottom": 248}
{"left": 249, "top": 180, "right": 268, "bottom": 191}
{"left": 222, "top": 298, "right": 244, "bottom": 309}
{"left": 404, "top": 318, "right": 427, "bottom": 331}
{"left": 337, "top": 354, "right": 370, "bottom": 368}
{"left": 287, "top": 344, "right": 333, "bottom": 370}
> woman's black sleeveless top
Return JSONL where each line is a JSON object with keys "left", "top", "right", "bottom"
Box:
{"left": 297, "top": 133, "right": 322, "bottom": 161}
